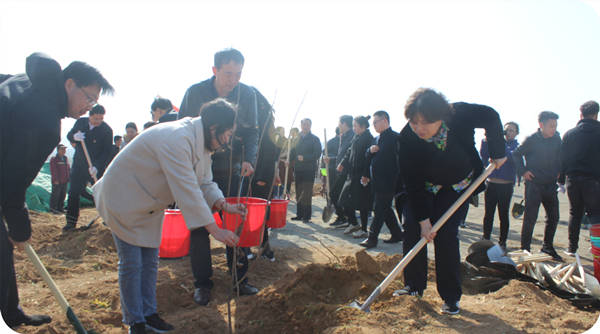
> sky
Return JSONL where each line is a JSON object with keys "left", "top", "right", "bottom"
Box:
{"left": 1, "top": 0, "right": 600, "bottom": 160}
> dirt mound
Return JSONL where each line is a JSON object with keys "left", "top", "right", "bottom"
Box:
{"left": 12, "top": 209, "right": 600, "bottom": 334}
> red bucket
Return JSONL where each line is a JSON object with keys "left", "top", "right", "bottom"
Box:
{"left": 159, "top": 209, "right": 190, "bottom": 258}
{"left": 218, "top": 197, "right": 268, "bottom": 247}
{"left": 267, "top": 199, "right": 289, "bottom": 229}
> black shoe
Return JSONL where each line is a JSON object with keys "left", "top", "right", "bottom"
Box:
{"left": 302, "top": 219, "right": 312, "bottom": 224}
{"left": 7, "top": 314, "right": 52, "bottom": 327}
{"left": 541, "top": 246, "right": 563, "bottom": 262}
{"left": 50, "top": 209, "right": 62, "bottom": 215}
{"left": 441, "top": 301, "right": 460, "bottom": 315}
{"left": 193, "top": 287, "right": 211, "bottom": 306}
{"left": 383, "top": 235, "right": 403, "bottom": 244}
{"left": 359, "top": 238, "right": 377, "bottom": 249}
{"left": 129, "top": 322, "right": 147, "bottom": 334}
{"left": 393, "top": 286, "right": 423, "bottom": 298}
{"left": 261, "top": 249, "right": 276, "bottom": 262}
{"left": 329, "top": 217, "right": 346, "bottom": 227}
{"left": 62, "top": 222, "right": 77, "bottom": 232}
{"left": 291, "top": 216, "right": 303, "bottom": 221}
{"left": 459, "top": 221, "right": 467, "bottom": 228}
{"left": 235, "top": 283, "right": 259, "bottom": 296}
{"left": 145, "top": 313, "right": 174, "bottom": 333}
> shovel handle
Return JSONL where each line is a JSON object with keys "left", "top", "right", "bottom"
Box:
{"left": 79, "top": 140, "right": 98, "bottom": 183}
{"left": 358, "top": 163, "right": 496, "bottom": 311}
{"left": 24, "top": 243, "right": 89, "bottom": 334}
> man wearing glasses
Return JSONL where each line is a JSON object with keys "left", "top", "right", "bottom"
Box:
{"left": 0, "top": 53, "right": 112, "bottom": 329}
{"left": 65, "top": 104, "right": 113, "bottom": 231}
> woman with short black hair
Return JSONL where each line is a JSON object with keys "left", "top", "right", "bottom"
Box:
{"left": 396, "top": 88, "right": 506, "bottom": 315}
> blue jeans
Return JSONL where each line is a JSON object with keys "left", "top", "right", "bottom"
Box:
{"left": 112, "top": 234, "right": 158, "bottom": 325}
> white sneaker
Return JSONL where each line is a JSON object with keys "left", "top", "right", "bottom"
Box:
{"left": 352, "top": 230, "right": 368, "bottom": 238}
{"left": 344, "top": 224, "right": 361, "bottom": 234}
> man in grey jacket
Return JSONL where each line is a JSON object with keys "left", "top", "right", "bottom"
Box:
{"left": 513, "top": 111, "right": 563, "bottom": 261}
{"left": 93, "top": 99, "right": 246, "bottom": 334}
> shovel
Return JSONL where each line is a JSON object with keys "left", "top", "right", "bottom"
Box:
{"left": 349, "top": 163, "right": 496, "bottom": 312}
{"left": 321, "top": 129, "right": 335, "bottom": 222}
{"left": 24, "top": 243, "right": 98, "bottom": 334}
{"left": 511, "top": 197, "right": 524, "bottom": 219}
{"left": 78, "top": 139, "right": 101, "bottom": 231}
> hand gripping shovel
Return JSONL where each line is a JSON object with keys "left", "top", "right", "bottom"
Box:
{"left": 24, "top": 243, "right": 98, "bottom": 333}
{"left": 349, "top": 163, "right": 496, "bottom": 312}
{"left": 78, "top": 139, "right": 101, "bottom": 231}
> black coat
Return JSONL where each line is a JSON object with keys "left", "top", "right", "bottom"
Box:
{"left": 366, "top": 127, "right": 400, "bottom": 194}
{"left": 291, "top": 132, "right": 322, "bottom": 172}
{"left": 179, "top": 77, "right": 259, "bottom": 174}
{"left": 513, "top": 129, "right": 561, "bottom": 185}
{"left": 398, "top": 102, "right": 505, "bottom": 223}
{"left": 0, "top": 53, "right": 68, "bottom": 241}
{"left": 339, "top": 130, "right": 374, "bottom": 211}
{"left": 560, "top": 118, "right": 600, "bottom": 181}
{"left": 67, "top": 117, "right": 113, "bottom": 178}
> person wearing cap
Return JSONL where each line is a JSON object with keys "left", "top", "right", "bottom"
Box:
{"left": 150, "top": 97, "right": 178, "bottom": 123}
{"left": 93, "top": 98, "right": 245, "bottom": 334}
{"left": 1, "top": 53, "right": 112, "bottom": 329}
{"left": 49, "top": 144, "right": 70, "bottom": 214}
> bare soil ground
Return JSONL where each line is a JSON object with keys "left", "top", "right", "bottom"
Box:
{"left": 7, "top": 203, "right": 600, "bottom": 334}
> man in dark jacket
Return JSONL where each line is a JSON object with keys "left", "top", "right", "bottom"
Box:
{"left": 330, "top": 115, "right": 354, "bottom": 227}
{"left": 291, "top": 118, "right": 322, "bottom": 223}
{"left": 109, "top": 135, "right": 122, "bottom": 163}
{"left": 151, "top": 97, "right": 178, "bottom": 123}
{"left": 179, "top": 48, "right": 259, "bottom": 306}
{"left": 559, "top": 101, "right": 600, "bottom": 255}
{"left": 513, "top": 111, "right": 562, "bottom": 260}
{"left": 360, "top": 111, "right": 404, "bottom": 249}
{"left": 64, "top": 104, "right": 113, "bottom": 231}
{"left": 0, "top": 53, "right": 112, "bottom": 329}
{"left": 49, "top": 144, "right": 70, "bottom": 214}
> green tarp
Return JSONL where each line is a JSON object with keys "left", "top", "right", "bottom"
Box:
{"left": 26, "top": 162, "right": 94, "bottom": 212}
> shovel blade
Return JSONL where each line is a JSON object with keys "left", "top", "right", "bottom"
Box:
{"left": 348, "top": 300, "right": 370, "bottom": 312}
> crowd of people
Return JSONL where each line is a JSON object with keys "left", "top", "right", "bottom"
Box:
{"left": 1, "top": 49, "right": 599, "bottom": 333}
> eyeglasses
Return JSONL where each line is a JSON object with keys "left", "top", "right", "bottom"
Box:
{"left": 78, "top": 86, "right": 98, "bottom": 106}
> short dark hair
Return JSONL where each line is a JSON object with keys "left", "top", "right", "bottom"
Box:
{"left": 373, "top": 110, "right": 389, "bottom": 122}
{"left": 301, "top": 118, "right": 312, "bottom": 126}
{"left": 151, "top": 97, "right": 173, "bottom": 111}
{"left": 339, "top": 115, "right": 353, "bottom": 128}
{"left": 354, "top": 115, "right": 371, "bottom": 129}
{"left": 200, "top": 98, "right": 236, "bottom": 150}
{"left": 143, "top": 121, "right": 157, "bottom": 130}
{"left": 214, "top": 48, "right": 245, "bottom": 69}
{"left": 538, "top": 111, "right": 559, "bottom": 124}
{"left": 125, "top": 122, "right": 138, "bottom": 131}
{"left": 580, "top": 100, "right": 599, "bottom": 118}
{"left": 114, "top": 135, "right": 122, "bottom": 143}
{"left": 405, "top": 88, "right": 453, "bottom": 123}
{"left": 505, "top": 121, "right": 520, "bottom": 134}
{"left": 89, "top": 104, "right": 105, "bottom": 115}
{"left": 63, "top": 61, "right": 114, "bottom": 95}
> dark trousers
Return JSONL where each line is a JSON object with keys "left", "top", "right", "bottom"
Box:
{"left": 567, "top": 176, "right": 600, "bottom": 251}
{"left": 368, "top": 192, "right": 403, "bottom": 241}
{"left": 482, "top": 182, "right": 514, "bottom": 246}
{"left": 50, "top": 183, "right": 68, "bottom": 211}
{"left": 0, "top": 210, "right": 26, "bottom": 326}
{"left": 295, "top": 169, "right": 315, "bottom": 219}
{"left": 402, "top": 188, "right": 466, "bottom": 304}
{"left": 330, "top": 172, "right": 347, "bottom": 219}
{"left": 394, "top": 192, "right": 408, "bottom": 226}
{"left": 520, "top": 181, "right": 559, "bottom": 251}
{"left": 346, "top": 207, "right": 370, "bottom": 230}
{"left": 66, "top": 172, "right": 93, "bottom": 225}
{"left": 190, "top": 172, "right": 249, "bottom": 289}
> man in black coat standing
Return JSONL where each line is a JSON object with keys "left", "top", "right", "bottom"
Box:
{"left": 559, "top": 101, "right": 600, "bottom": 255}
{"left": 360, "top": 111, "right": 404, "bottom": 249}
{"left": 179, "top": 48, "right": 260, "bottom": 306}
{"left": 64, "top": 104, "right": 113, "bottom": 231}
{"left": 513, "top": 111, "right": 563, "bottom": 261}
{"left": 0, "top": 53, "right": 112, "bottom": 329}
{"left": 291, "top": 118, "right": 322, "bottom": 223}
{"left": 329, "top": 115, "right": 354, "bottom": 227}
